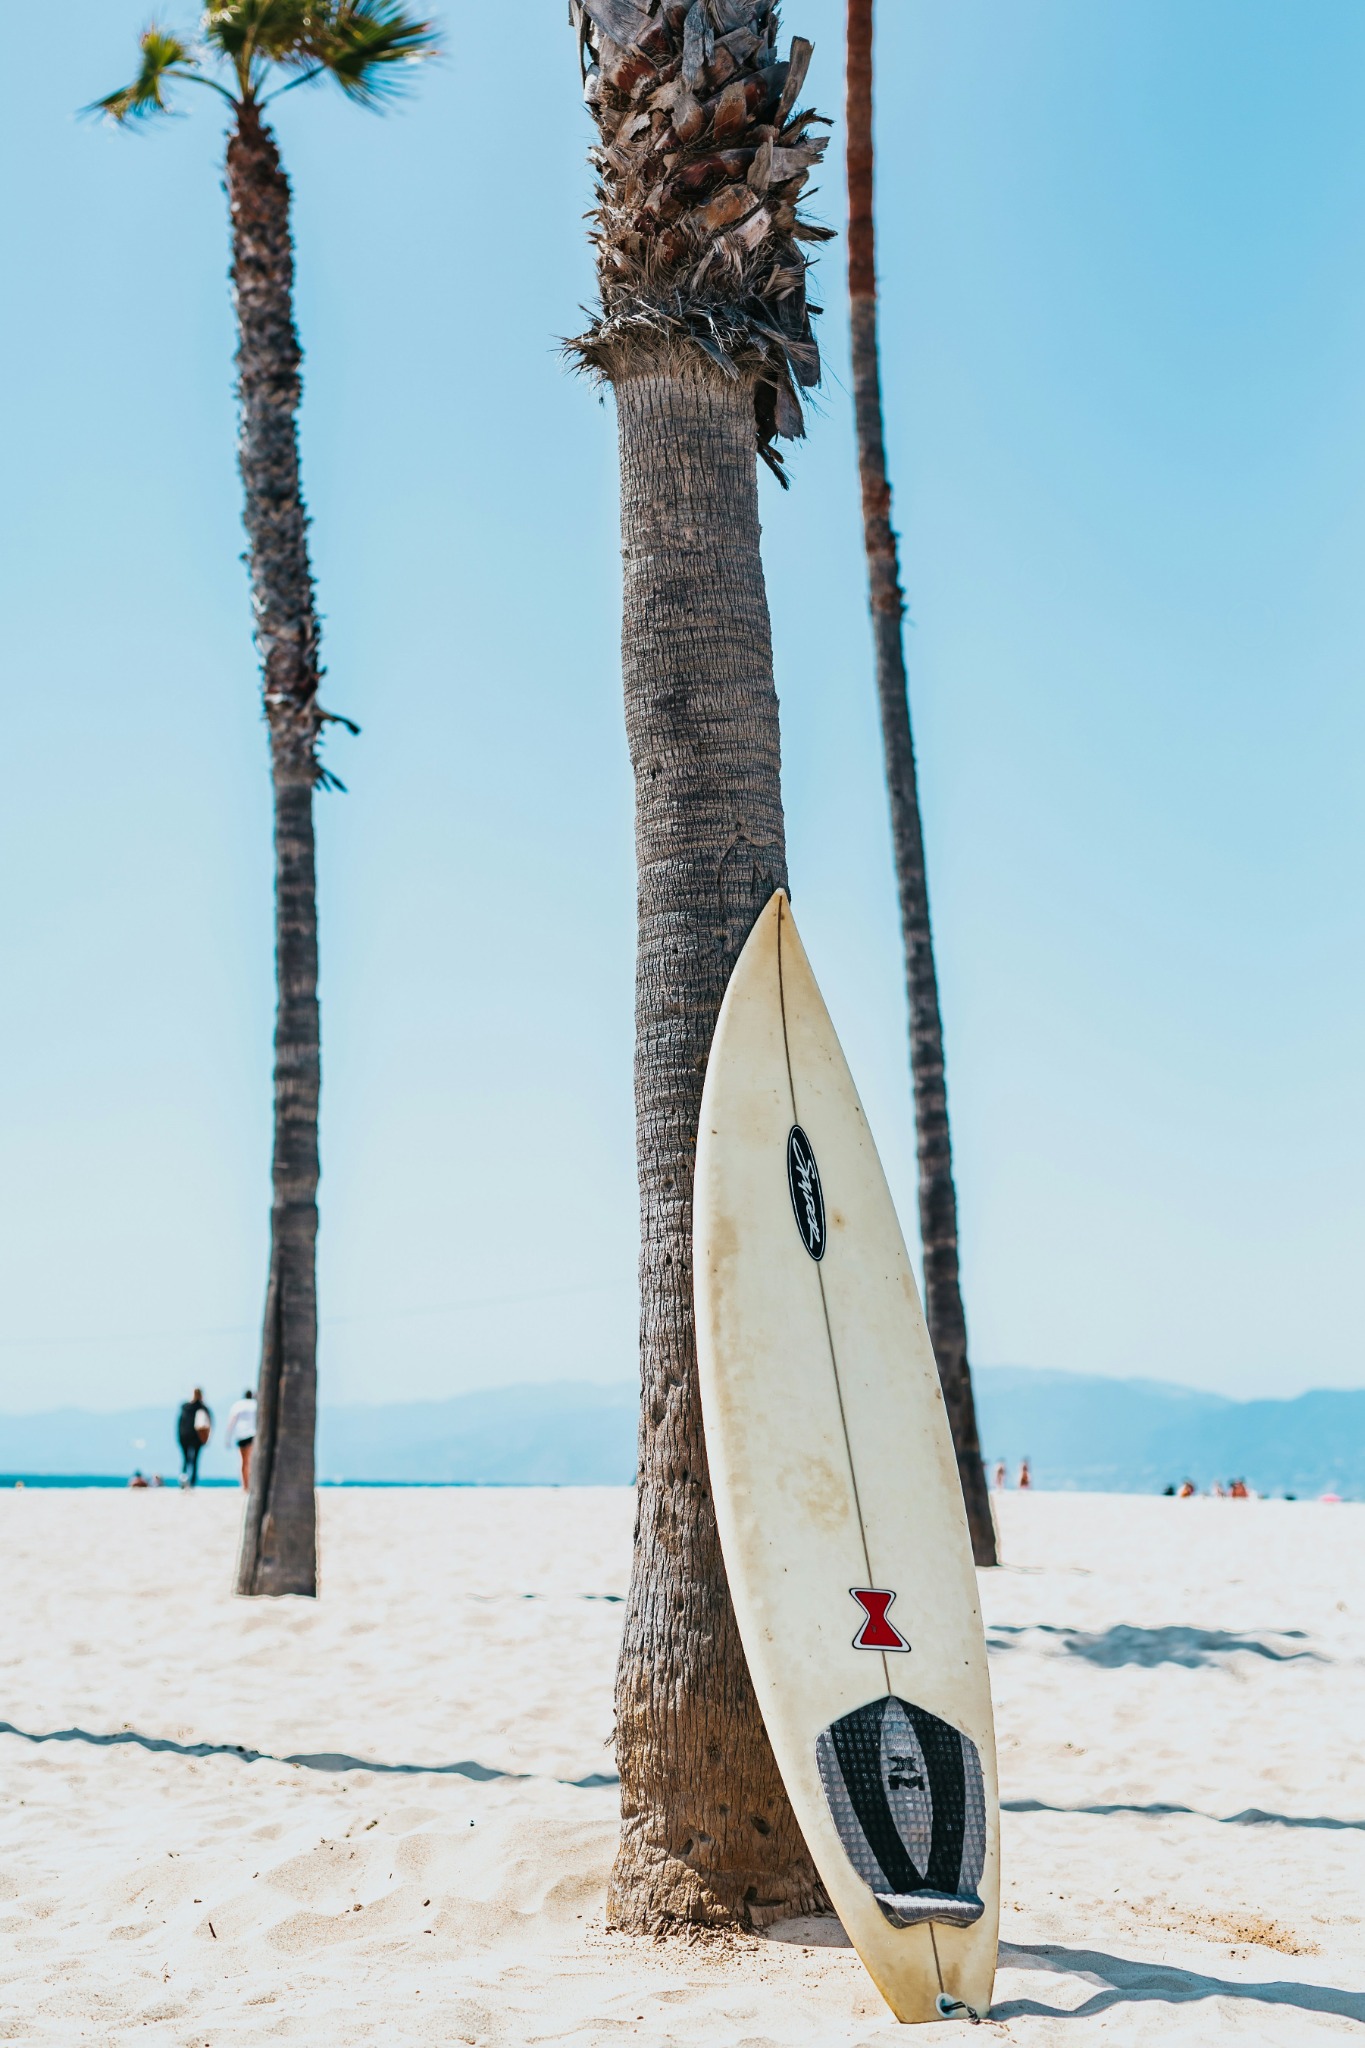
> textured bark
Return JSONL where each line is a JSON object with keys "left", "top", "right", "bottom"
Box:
{"left": 229, "top": 101, "right": 321, "bottom": 1598}
{"left": 574, "top": 0, "right": 831, "bottom": 1931}
{"left": 607, "top": 363, "right": 824, "bottom": 1932}
{"left": 846, "top": 0, "right": 996, "bottom": 1566}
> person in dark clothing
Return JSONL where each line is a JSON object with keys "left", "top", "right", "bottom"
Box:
{"left": 177, "top": 1388, "right": 212, "bottom": 1488}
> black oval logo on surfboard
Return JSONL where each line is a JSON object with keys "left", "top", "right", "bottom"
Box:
{"left": 787, "top": 1126, "right": 826, "bottom": 1261}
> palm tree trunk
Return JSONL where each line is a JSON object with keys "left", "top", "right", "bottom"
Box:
{"left": 229, "top": 100, "right": 321, "bottom": 1598}
{"left": 846, "top": 0, "right": 996, "bottom": 1567}
{"left": 606, "top": 361, "right": 825, "bottom": 1932}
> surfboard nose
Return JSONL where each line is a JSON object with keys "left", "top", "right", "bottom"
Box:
{"left": 733, "top": 886, "right": 788, "bottom": 980}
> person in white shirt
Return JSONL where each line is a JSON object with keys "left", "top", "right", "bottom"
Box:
{"left": 225, "top": 1389, "right": 258, "bottom": 1489}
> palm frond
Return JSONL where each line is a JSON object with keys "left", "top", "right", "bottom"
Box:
{"left": 203, "top": 0, "right": 310, "bottom": 63}
{"left": 88, "top": 28, "right": 195, "bottom": 122}
{"left": 307, "top": 0, "right": 440, "bottom": 105}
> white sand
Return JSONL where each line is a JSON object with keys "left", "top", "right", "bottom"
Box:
{"left": 0, "top": 1487, "right": 1361, "bottom": 2042}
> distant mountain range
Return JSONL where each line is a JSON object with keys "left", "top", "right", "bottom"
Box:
{"left": 973, "top": 1367, "right": 1364, "bottom": 1498}
{"left": 2, "top": 1368, "right": 1361, "bottom": 1497}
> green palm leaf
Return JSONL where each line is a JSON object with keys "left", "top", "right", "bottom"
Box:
{"left": 203, "top": 0, "right": 309, "bottom": 63}
{"left": 95, "top": 2, "right": 438, "bottom": 117}
{"left": 88, "top": 28, "right": 196, "bottom": 121}
{"left": 204, "top": 0, "right": 437, "bottom": 98}
{"left": 304, "top": 1, "right": 439, "bottom": 104}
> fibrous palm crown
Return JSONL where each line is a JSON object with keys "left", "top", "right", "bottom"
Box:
{"left": 569, "top": 0, "right": 831, "bottom": 482}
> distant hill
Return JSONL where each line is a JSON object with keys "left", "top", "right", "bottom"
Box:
{"left": 317, "top": 1383, "right": 638, "bottom": 1485}
{"left": 973, "top": 1367, "right": 1365, "bottom": 1499}
{"left": 1, "top": 1369, "right": 1361, "bottom": 1496}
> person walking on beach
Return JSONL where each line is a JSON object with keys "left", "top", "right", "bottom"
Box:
{"left": 993, "top": 1461, "right": 1007, "bottom": 1491}
{"left": 1018, "top": 1458, "right": 1032, "bottom": 1489}
{"left": 225, "top": 1389, "right": 257, "bottom": 1490}
{"left": 176, "top": 1389, "right": 212, "bottom": 1489}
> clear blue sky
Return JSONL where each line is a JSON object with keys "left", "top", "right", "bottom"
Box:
{"left": 2, "top": 1, "right": 1362, "bottom": 1417}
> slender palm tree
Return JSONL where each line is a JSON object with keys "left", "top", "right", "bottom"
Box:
{"left": 568, "top": 0, "right": 831, "bottom": 1932}
{"left": 94, "top": 1, "right": 437, "bottom": 1597}
{"left": 845, "top": 0, "right": 995, "bottom": 1565}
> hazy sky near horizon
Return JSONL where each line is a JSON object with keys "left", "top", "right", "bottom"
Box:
{"left": 2, "top": 1, "right": 1362, "bottom": 1419}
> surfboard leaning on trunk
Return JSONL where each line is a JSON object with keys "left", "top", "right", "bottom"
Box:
{"left": 694, "top": 890, "right": 999, "bottom": 2023}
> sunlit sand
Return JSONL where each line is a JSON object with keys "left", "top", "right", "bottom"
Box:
{"left": 1, "top": 1489, "right": 1360, "bottom": 2042}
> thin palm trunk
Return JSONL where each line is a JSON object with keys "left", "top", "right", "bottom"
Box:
{"left": 231, "top": 102, "right": 322, "bottom": 1598}
{"left": 97, "top": 8, "right": 437, "bottom": 1601}
{"left": 607, "top": 362, "right": 822, "bottom": 1930}
{"left": 845, "top": 0, "right": 996, "bottom": 1566}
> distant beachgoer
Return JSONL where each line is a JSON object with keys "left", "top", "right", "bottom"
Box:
{"left": 128, "top": 1470, "right": 149, "bottom": 1490}
{"left": 1017, "top": 1459, "right": 1031, "bottom": 1490}
{"left": 1211, "top": 1481, "right": 1225, "bottom": 1498}
{"left": 1162, "top": 1483, "right": 1175, "bottom": 1496}
{"left": 1229, "top": 1479, "right": 1249, "bottom": 1499}
{"left": 177, "top": 1389, "right": 212, "bottom": 1489}
{"left": 993, "top": 1461, "right": 1006, "bottom": 1491}
{"left": 1177, "top": 1479, "right": 1196, "bottom": 1498}
{"left": 225, "top": 1388, "right": 258, "bottom": 1489}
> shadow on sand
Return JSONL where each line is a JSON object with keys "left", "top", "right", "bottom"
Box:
{"left": 1002, "top": 1797, "right": 1365, "bottom": 1832}
{"left": 0, "top": 1717, "right": 616, "bottom": 1788}
{"left": 987, "top": 1624, "right": 1323, "bottom": 1667}
{"left": 994, "top": 1943, "right": 1365, "bottom": 2023}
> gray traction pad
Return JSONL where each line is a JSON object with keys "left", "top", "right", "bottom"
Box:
{"left": 816, "top": 1695, "right": 986, "bottom": 1929}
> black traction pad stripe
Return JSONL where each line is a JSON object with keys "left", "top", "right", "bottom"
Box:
{"left": 906, "top": 1699, "right": 969, "bottom": 1893}
{"left": 828, "top": 1696, "right": 924, "bottom": 1894}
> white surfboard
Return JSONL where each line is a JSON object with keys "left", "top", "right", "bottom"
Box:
{"left": 694, "top": 891, "right": 999, "bottom": 2024}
